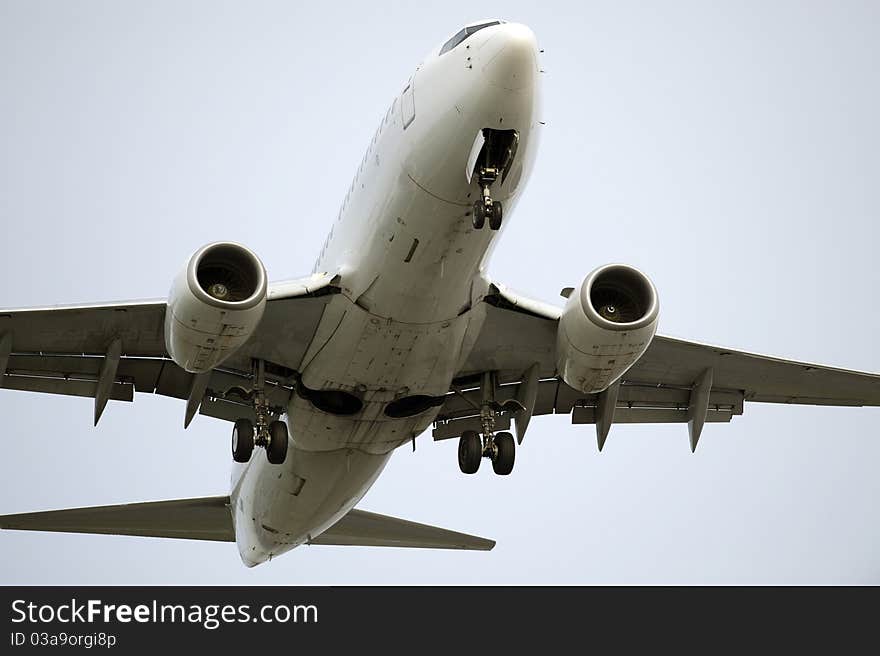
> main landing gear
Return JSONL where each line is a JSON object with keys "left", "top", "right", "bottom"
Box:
{"left": 231, "top": 359, "right": 288, "bottom": 465}
{"left": 458, "top": 429, "right": 514, "bottom": 475}
{"left": 457, "top": 372, "right": 515, "bottom": 476}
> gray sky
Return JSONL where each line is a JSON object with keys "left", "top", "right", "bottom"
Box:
{"left": 1, "top": 0, "right": 879, "bottom": 584}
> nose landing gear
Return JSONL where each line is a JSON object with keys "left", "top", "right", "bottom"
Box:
{"left": 468, "top": 128, "right": 518, "bottom": 231}
{"left": 472, "top": 167, "right": 503, "bottom": 231}
{"left": 231, "top": 359, "right": 289, "bottom": 465}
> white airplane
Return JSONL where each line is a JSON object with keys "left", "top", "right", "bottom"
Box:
{"left": 2, "top": 20, "right": 879, "bottom": 567}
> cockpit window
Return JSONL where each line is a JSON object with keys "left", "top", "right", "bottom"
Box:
{"left": 439, "top": 21, "right": 502, "bottom": 56}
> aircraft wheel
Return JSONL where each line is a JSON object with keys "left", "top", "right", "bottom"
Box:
{"left": 232, "top": 418, "right": 254, "bottom": 463}
{"left": 489, "top": 201, "right": 503, "bottom": 230}
{"left": 458, "top": 430, "right": 482, "bottom": 474}
{"left": 472, "top": 201, "right": 486, "bottom": 229}
{"left": 267, "top": 420, "right": 289, "bottom": 465}
{"left": 492, "top": 431, "right": 515, "bottom": 475}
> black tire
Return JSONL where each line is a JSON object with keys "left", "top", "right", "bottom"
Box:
{"left": 458, "top": 430, "right": 482, "bottom": 474}
{"left": 232, "top": 418, "right": 254, "bottom": 463}
{"left": 492, "top": 431, "right": 515, "bottom": 475}
{"left": 472, "top": 201, "right": 486, "bottom": 229}
{"left": 489, "top": 201, "right": 503, "bottom": 230}
{"left": 267, "top": 420, "right": 288, "bottom": 465}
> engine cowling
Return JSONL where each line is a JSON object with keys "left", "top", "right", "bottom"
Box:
{"left": 165, "top": 242, "right": 268, "bottom": 373}
{"left": 556, "top": 264, "right": 659, "bottom": 394}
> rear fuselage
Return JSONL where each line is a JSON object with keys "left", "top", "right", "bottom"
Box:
{"left": 231, "top": 22, "right": 541, "bottom": 566}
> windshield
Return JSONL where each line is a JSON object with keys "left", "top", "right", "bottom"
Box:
{"left": 439, "top": 21, "right": 502, "bottom": 55}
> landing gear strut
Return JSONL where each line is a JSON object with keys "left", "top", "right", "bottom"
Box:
{"left": 469, "top": 128, "right": 518, "bottom": 231}
{"left": 472, "top": 167, "right": 503, "bottom": 231}
{"left": 456, "top": 371, "right": 515, "bottom": 476}
{"left": 231, "top": 359, "right": 288, "bottom": 464}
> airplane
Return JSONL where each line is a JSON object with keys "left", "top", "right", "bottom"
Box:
{"left": 1, "top": 19, "right": 879, "bottom": 567}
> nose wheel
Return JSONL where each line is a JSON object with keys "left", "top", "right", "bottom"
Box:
{"left": 471, "top": 166, "right": 503, "bottom": 231}
{"left": 472, "top": 198, "right": 503, "bottom": 231}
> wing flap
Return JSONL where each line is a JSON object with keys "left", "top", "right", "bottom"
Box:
{"left": 0, "top": 374, "right": 134, "bottom": 402}
{"left": 434, "top": 378, "right": 745, "bottom": 438}
{"left": 1, "top": 354, "right": 294, "bottom": 424}
{"left": 312, "top": 509, "right": 495, "bottom": 550}
{"left": 0, "top": 496, "right": 234, "bottom": 542}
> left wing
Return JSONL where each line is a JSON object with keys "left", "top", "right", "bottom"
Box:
{"left": 0, "top": 273, "right": 340, "bottom": 426}
{"left": 437, "top": 283, "right": 880, "bottom": 449}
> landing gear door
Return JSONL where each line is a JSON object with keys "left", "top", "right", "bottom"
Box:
{"left": 402, "top": 77, "right": 415, "bottom": 129}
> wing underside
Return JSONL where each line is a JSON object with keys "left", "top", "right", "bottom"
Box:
{"left": 2, "top": 276, "right": 877, "bottom": 445}
{"left": 437, "top": 285, "right": 880, "bottom": 447}
{"left": 0, "top": 274, "right": 341, "bottom": 426}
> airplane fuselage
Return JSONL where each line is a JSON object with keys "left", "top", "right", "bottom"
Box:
{"left": 231, "top": 22, "right": 540, "bottom": 565}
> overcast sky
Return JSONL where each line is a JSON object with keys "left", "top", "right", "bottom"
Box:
{"left": 1, "top": 0, "right": 879, "bottom": 584}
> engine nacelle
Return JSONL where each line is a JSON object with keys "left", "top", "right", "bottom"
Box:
{"left": 165, "top": 242, "right": 268, "bottom": 373}
{"left": 556, "top": 264, "right": 659, "bottom": 394}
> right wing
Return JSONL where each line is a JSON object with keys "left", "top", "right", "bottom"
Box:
{"left": 0, "top": 273, "right": 341, "bottom": 425}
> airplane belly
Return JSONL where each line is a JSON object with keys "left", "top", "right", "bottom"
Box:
{"left": 229, "top": 298, "right": 486, "bottom": 566}
{"left": 293, "top": 295, "right": 475, "bottom": 453}
{"left": 340, "top": 172, "right": 490, "bottom": 322}
{"left": 231, "top": 443, "right": 391, "bottom": 566}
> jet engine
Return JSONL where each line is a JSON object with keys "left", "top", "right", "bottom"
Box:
{"left": 165, "top": 242, "right": 268, "bottom": 373}
{"left": 556, "top": 264, "right": 659, "bottom": 393}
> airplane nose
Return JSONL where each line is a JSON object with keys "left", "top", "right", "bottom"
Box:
{"left": 481, "top": 23, "right": 538, "bottom": 91}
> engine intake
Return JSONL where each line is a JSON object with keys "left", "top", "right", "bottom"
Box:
{"left": 195, "top": 243, "right": 264, "bottom": 303}
{"left": 588, "top": 265, "right": 655, "bottom": 325}
{"left": 556, "top": 264, "right": 659, "bottom": 393}
{"left": 165, "top": 242, "right": 268, "bottom": 373}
